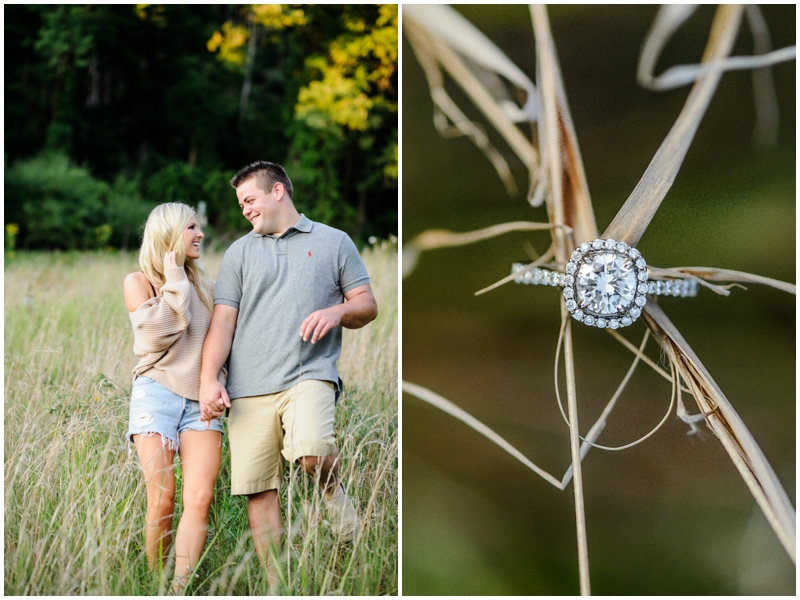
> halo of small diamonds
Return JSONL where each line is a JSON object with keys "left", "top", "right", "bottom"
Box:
{"left": 562, "top": 238, "right": 648, "bottom": 328}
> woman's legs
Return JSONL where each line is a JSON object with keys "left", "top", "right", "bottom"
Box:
{"left": 134, "top": 434, "right": 176, "bottom": 569}
{"left": 172, "top": 430, "right": 222, "bottom": 592}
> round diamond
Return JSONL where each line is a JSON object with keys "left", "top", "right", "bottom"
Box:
{"left": 563, "top": 287, "right": 574, "bottom": 299}
{"left": 580, "top": 243, "right": 590, "bottom": 252}
{"left": 566, "top": 299, "right": 577, "bottom": 311}
{"left": 615, "top": 242, "right": 628, "bottom": 253}
{"left": 596, "top": 318, "right": 607, "bottom": 328}
{"left": 635, "top": 258, "right": 646, "bottom": 269}
{"left": 566, "top": 262, "right": 577, "bottom": 274}
{"left": 573, "top": 310, "right": 584, "bottom": 321}
{"left": 635, "top": 295, "right": 646, "bottom": 307}
{"left": 630, "top": 307, "right": 641, "bottom": 319}
{"left": 604, "top": 239, "right": 616, "bottom": 250}
{"left": 592, "top": 240, "right": 603, "bottom": 249}
{"left": 621, "top": 316, "right": 632, "bottom": 327}
{"left": 564, "top": 275, "right": 574, "bottom": 286}
{"left": 584, "top": 316, "right": 595, "bottom": 326}
{"left": 638, "top": 283, "right": 648, "bottom": 294}
{"left": 608, "top": 319, "right": 619, "bottom": 329}
{"left": 628, "top": 248, "right": 641, "bottom": 259}
{"left": 575, "top": 251, "right": 638, "bottom": 316}
{"left": 637, "top": 270, "right": 648, "bottom": 282}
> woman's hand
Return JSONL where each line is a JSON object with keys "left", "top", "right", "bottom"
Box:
{"left": 163, "top": 250, "right": 178, "bottom": 271}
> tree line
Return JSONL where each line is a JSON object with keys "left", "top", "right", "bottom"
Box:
{"left": 5, "top": 4, "right": 397, "bottom": 251}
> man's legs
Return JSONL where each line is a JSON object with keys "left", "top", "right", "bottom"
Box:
{"left": 298, "top": 448, "right": 340, "bottom": 496}
{"left": 247, "top": 489, "right": 283, "bottom": 559}
{"left": 282, "top": 381, "right": 360, "bottom": 541}
{"left": 248, "top": 489, "right": 283, "bottom": 592}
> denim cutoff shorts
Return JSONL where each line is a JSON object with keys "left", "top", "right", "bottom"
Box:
{"left": 126, "top": 376, "right": 223, "bottom": 451}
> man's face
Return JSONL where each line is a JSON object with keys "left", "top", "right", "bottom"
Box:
{"left": 236, "top": 178, "right": 277, "bottom": 235}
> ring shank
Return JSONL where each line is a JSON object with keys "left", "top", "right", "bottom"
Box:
{"left": 511, "top": 264, "right": 699, "bottom": 298}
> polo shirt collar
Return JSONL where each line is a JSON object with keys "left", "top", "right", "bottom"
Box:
{"left": 247, "top": 214, "right": 314, "bottom": 238}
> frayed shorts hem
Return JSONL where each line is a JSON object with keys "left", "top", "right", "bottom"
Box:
{"left": 127, "top": 430, "right": 179, "bottom": 452}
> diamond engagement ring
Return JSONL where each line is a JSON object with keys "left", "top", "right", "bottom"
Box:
{"left": 512, "top": 238, "right": 699, "bottom": 329}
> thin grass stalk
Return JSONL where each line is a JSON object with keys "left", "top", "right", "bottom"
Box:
{"left": 529, "top": 7, "right": 597, "bottom": 246}
{"left": 561, "top": 313, "right": 590, "bottom": 595}
{"left": 531, "top": 5, "right": 590, "bottom": 593}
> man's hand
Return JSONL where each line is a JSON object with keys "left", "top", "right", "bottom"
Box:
{"left": 199, "top": 304, "right": 238, "bottom": 423}
{"left": 199, "top": 379, "right": 231, "bottom": 422}
{"left": 300, "top": 305, "right": 343, "bottom": 344}
{"left": 300, "top": 284, "right": 377, "bottom": 344}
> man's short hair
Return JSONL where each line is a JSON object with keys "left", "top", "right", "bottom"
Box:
{"left": 230, "top": 160, "right": 294, "bottom": 200}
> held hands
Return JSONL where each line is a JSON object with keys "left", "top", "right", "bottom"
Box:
{"left": 300, "top": 306, "right": 343, "bottom": 344}
{"left": 199, "top": 379, "right": 231, "bottom": 423}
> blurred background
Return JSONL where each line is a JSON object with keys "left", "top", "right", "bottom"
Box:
{"left": 4, "top": 4, "right": 397, "bottom": 251}
{"left": 402, "top": 5, "right": 795, "bottom": 595}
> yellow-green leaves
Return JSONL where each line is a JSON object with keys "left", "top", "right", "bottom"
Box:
{"left": 208, "top": 5, "right": 307, "bottom": 68}
{"left": 295, "top": 4, "right": 398, "bottom": 133}
{"left": 206, "top": 22, "right": 250, "bottom": 66}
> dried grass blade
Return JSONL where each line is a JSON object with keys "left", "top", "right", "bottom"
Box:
{"left": 665, "top": 266, "right": 796, "bottom": 295}
{"left": 745, "top": 5, "right": 780, "bottom": 150}
{"left": 560, "top": 311, "right": 591, "bottom": 595}
{"left": 642, "top": 302, "right": 796, "bottom": 562}
{"left": 530, "top": 5, "right": 597, "bottom": 257}
{"left": 403, "top": 4, "right": 539, "bottom": 119}
{"left": 404, "top": 20, "right": 519, "bottom": 197}
{"left": 475, "top": 247, "right": 555, "bottom": 296}
{"left": 530, "top": 6, "right": 592, "bottom": 593}
{"left": 403, "top": 221, "right": 567, "bottom": 278}
{"left": 402, "top": 381, "right": 563, "bottom": 489}
{"left": 603, "top": 5, "right": 745, "bottom": 246}
{"left": 403, "top": 14, "right": 537, "bottom": 170}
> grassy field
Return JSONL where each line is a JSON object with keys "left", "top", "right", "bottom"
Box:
{"left": 4, "top": 242, "right": 398, "bottom": 595}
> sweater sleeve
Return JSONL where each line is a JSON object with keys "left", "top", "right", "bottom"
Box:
{"left": 129, "top": 267, "right": 193, "bottom": 355}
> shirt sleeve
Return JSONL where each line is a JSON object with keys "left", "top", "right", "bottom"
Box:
{"left": 214, "top": 242, "right": 243, "bottom": 309}
{"left": 337, "top": 234, "right": 371, "bottom": 293}
{"left": 129, "top": 267, "right": 192, "bottom": 355}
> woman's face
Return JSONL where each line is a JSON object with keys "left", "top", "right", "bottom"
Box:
{"left": 182, "top": 216, "right": 204, "bottom": 260}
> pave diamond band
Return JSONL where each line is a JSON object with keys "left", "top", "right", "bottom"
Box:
{"left": 511, "top": 238, "right": 699, "bottom": 329}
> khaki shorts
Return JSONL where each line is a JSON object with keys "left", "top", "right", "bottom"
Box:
{"left": 228, "top": 379, "right": 336, "bottom": 495}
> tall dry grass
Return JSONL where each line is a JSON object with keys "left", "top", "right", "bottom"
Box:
{"left": 4, "top": 243, "right": 397, "bottom": 595}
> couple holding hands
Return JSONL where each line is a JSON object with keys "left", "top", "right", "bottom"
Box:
{"left": 122, "top": 160, "right": 378, "bottom": 592}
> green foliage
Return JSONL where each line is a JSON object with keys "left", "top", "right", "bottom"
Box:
{"left": 5, "top": 153, "right": 108, "bottom": 250}
{"left": 4, "top": 4, "right": 397, "bottom": 248}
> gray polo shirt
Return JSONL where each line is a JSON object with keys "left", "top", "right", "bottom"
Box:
{"left": 214, "top": 215, "right": 370, "bottom": 400}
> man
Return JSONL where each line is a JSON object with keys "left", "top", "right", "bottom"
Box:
{"left": 198, "top": 160, "right": 378, "bottom": 565}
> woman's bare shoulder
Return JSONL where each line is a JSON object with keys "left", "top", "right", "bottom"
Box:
{"left": 123, "top": 272, "right": 154, "bottom": 312}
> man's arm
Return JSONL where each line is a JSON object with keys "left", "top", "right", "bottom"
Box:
{"left": 300, "top": 284, "right": 378, "bottom": 344}
{"left": 199, "top": 304, "right": 239, "bottom": 421}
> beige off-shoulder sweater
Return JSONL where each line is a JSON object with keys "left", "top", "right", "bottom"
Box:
{"left": 129, "top": 267, "right": 212, "bottom": 401}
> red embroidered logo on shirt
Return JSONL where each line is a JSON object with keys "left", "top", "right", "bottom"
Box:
{"left": 308, "top": 250, "right": 312, "bottom": 257}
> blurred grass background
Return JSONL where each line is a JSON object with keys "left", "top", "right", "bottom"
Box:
{"left": 402, "top": 5, "right": 795, "bottom": 595}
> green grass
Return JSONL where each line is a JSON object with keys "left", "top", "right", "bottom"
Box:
{"left": 4, "top": 244, "right": 398, "bottom": 595}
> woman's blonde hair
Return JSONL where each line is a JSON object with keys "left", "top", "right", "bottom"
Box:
{"left": 138, "top": 202, "right": 214, "bottom": 312}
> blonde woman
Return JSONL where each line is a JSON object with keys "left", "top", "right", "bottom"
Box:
{"left": 123, "top": 202, "right": 223, "bottom": 592}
